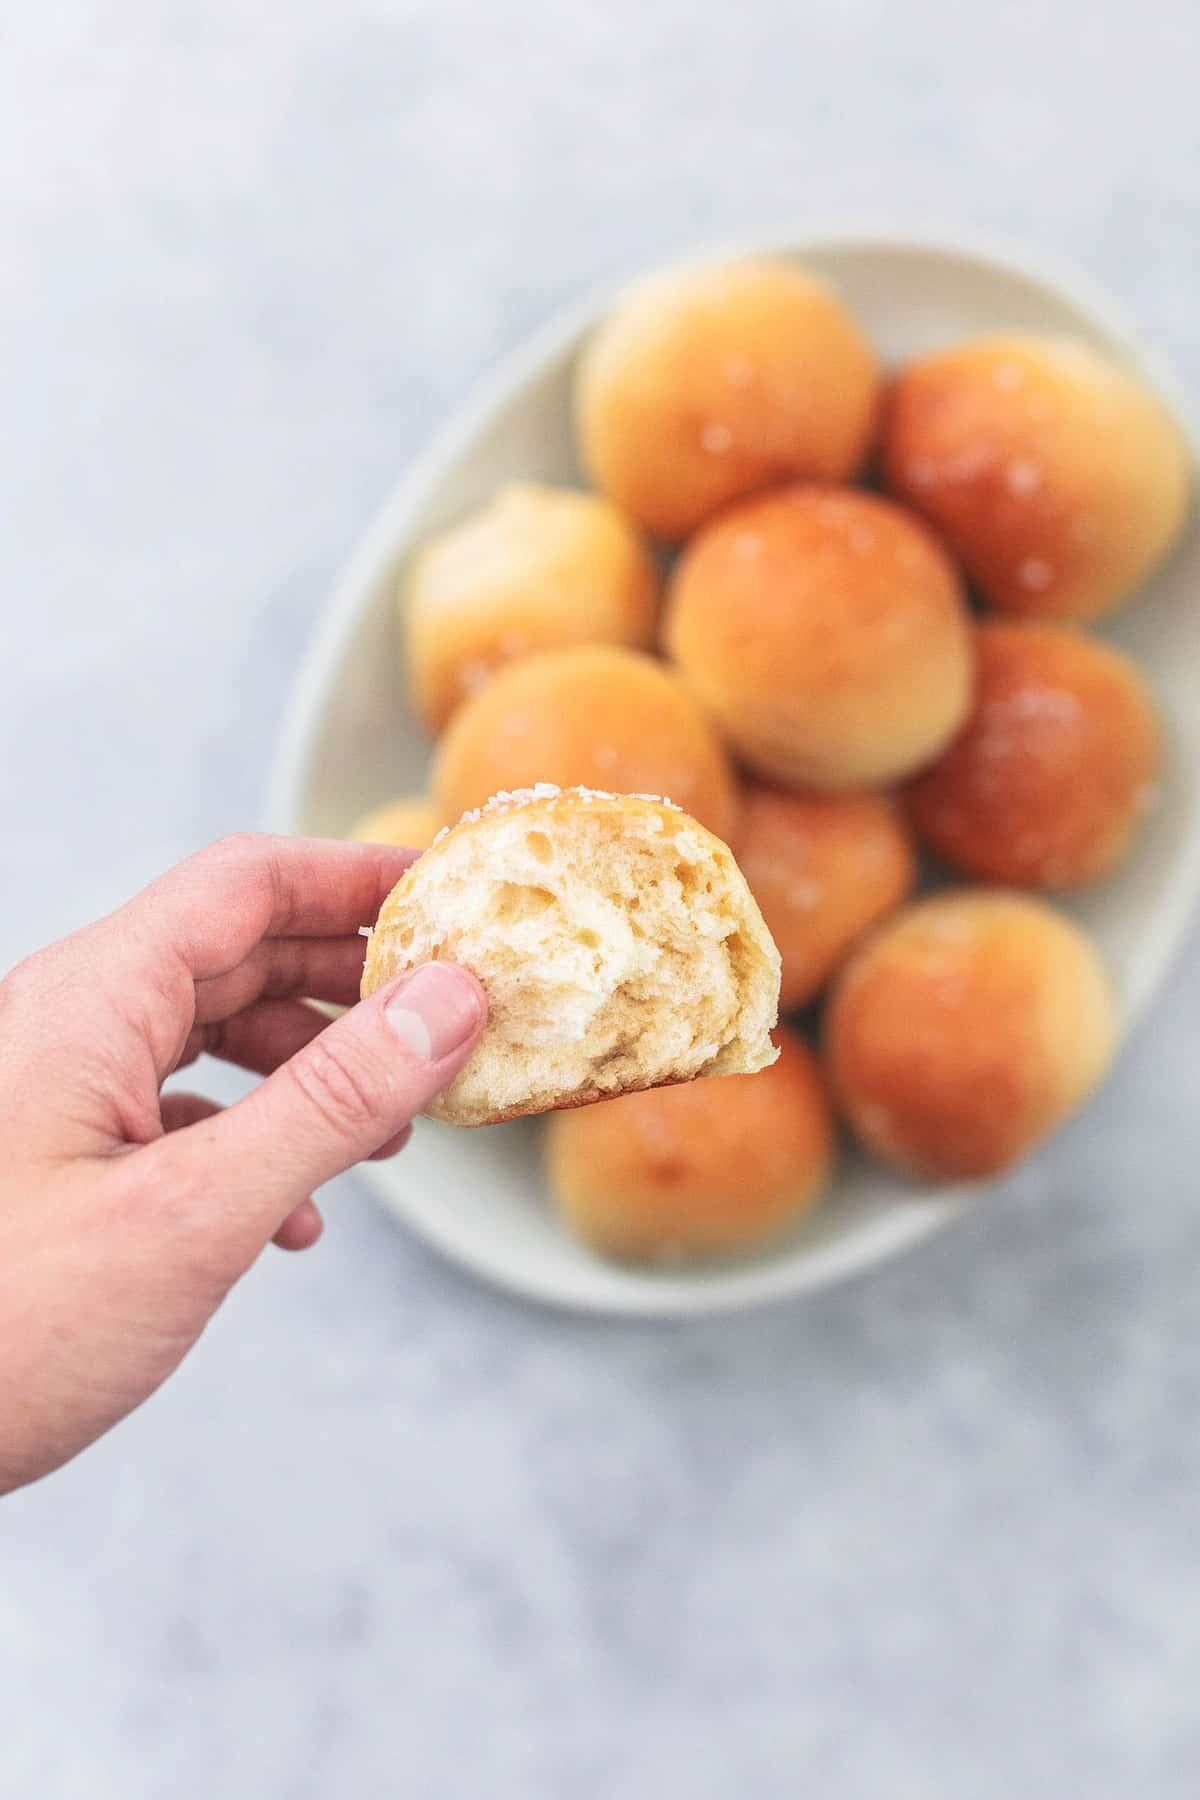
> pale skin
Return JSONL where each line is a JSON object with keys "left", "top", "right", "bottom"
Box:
{"left": 0, "top": 834, "right": 486, "bottom": 1497}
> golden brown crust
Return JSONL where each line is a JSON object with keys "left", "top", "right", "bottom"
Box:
{"left": 547, "top": 1028, "right": 834, "bottom": 1260}
{"left": 734, "top": 782, "right": 917, "bottom": 1008}
{"left": 882, "top": 335, "right": 1190, "bottom": 622}
{"left": 404, "top": 483, "right": 660, "bottom": 732}
{"left": 665, "top": 485, "right": 974, "bottom": 789}
{"left": 907, "top": 622, "right": 1161, "bottom": 888}
{"left": 430, "top": 1066, "right": 695, "bottom": 1128}
{"left": 825, "top": 890, "right": 1116, "bottom": 1181}
{"left": 430, "top": 645, "right": 739, "bottom": 841}
{"left": 575, "top": 259, "right": 880, "bottom": 539}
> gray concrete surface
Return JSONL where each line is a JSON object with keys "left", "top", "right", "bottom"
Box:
{"left": 2, "top": 4, "right": 1199, "bottom": 1794}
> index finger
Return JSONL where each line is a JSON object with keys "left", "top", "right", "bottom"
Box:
{"left": 111, "top": 834, "right": 422, "bottom": 981}
{"left": 0, "top": 835, "right": 427, "bottom": 1154}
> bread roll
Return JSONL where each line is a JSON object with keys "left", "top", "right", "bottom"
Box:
{"left": 883, "top": 335, "right": 1190, "bottom": 621}
{"left": 349, "top": 795, "right": 439, "bottom": 849}
{"left": 404, "top": 483, "right": 660, "bottom": 731}
{"left": 908, "top": 623, "right": 1161, "bottom": 888}
{"left": 432, "top": 645, "right": 739, "bottom": 840}
{"left": 361, "top": 786, "right": 780, "bottom": 1127}
{"left": 825, "top": 891, "right": 1116, "bottom": 1180}
{"left": 665, "top": 486, "right": 973, "bottom": 789}
{"left": 736, "top": 783, "right": 917, "bottom": 1008}
{"left": 546, "top": 1027, "right": 833, "bottom": 1262}
{"left": 576, "top": 259, "right": 880, "bottom": 540}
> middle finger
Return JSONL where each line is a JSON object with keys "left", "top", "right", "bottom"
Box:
{"left": 192, "top": 935, "right": 368, "bottom": 1024}
{"left": 175, "top": 998, "right": 332, "bottom": 1077}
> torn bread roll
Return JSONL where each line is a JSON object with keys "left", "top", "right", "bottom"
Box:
{"left": 360, "top": 786, "right": 781, "bottom": 1127}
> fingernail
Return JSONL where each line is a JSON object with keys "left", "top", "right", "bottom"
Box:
{"left": 384, "top": 963, "right": 482, "bottom": 1062}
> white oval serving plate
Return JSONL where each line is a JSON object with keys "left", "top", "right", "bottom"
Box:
{"left": 269, "top": 226, "right": 1199, "bottom": 1317}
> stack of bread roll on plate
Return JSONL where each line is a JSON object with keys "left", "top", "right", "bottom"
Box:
{"left": 353, "top": 258, "right": 1190, "bottom": 1266}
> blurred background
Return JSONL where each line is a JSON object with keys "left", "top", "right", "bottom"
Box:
{"left": 2, "top": 4, "right": 1199, "bottom": 1795}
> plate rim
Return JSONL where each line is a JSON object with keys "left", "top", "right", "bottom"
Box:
{"left": 266, "top": 220, "right": 1200, "bottom": 1319}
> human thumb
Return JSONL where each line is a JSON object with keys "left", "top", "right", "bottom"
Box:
{"left": 157, "top": 962, "right": 486, "bottom": 1242}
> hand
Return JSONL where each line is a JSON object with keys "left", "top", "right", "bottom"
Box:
{"left": 0, "top": 834, "right": 485, "bottom": 1495}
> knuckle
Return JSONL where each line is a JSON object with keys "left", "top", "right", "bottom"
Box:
{"left": 201, "top": 833, "right": 286, "bottom": 928}
{"left": 287, "top": 1034, "right": 387, "bottom": 1138}
{"left": 0, "top": 947, "right": 53, "bottom": 1009}
{"left": 208, "top": 830, "right": 270, "bottom": 864}
{"left": 265, "top": 938, "right": 305, "bottom": 999}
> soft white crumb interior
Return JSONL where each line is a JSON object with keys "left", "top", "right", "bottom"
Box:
{"left": 370, "top": 798, "right": 778, "bottom": 1122}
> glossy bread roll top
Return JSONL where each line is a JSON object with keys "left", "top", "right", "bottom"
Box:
{"left": 908, "top": 622, "right": 1162, "bottom": 888}
{"left": 576, "top": 258, "right": 880, "bottom": 539}
{"left": 404, "top": 483, "right": 659, "bottom": 731}
{"left": 432, "top": 644, "right": 739, "bottom": 841}
{"left": 883, "top": 334, "right": 1190, "bottom": 621}
{"left": 666, "top": 485, "right": 974, "bottom": 789}
{"left": 547, "top": 1027, "right": 834, "bottom": 1262}
{"left": 826, "top": 890, "right": 1117, "bottom": 1180}
{"left": 735, "top": 782, "right": 917, "bottom": 1008}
